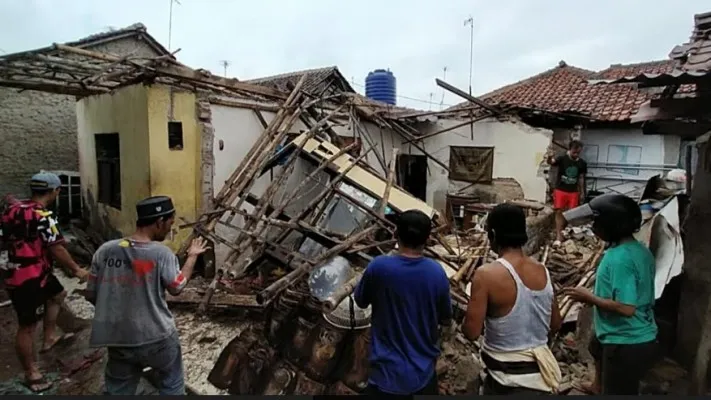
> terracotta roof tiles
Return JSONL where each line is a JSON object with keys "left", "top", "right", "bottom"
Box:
{"left": 448, "top": 60, "right": 677, "bottom": 122}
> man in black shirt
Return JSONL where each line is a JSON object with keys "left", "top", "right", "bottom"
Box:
{"left": 547, "top": 140, "right": 587, "bottom": 245}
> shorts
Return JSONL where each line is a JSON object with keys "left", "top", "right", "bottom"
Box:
{"left": 7, "top": 273, "right": 65, "bottom": 327}
{"left": 588, "top": 336, "right": 659, "bottom": 395}
{"left": 553, "top": 189, "right": 580, "bottom": 210}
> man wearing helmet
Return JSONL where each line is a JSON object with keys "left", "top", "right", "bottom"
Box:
{"left": 547, "top": 140, "right": 587, "bottom": 246}
{"left": 562, "top": 194, "right": 658, "bottom": 395}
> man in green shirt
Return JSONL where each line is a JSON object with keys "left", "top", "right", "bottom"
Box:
{"left": 562, "top": 194, "right": 658, "bottom": 395}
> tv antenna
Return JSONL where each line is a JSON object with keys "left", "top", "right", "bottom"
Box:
{"left": 464, "top": 16, "right": 474, "bottom": 95}
{"left": 219, "top": 60, "right": 231, "bottom": 77}
{"left": 439, "top": 66, "right": 448, "bottom": 110}
{"left": 168, "top": 0, "right": 181, "bottom": 51}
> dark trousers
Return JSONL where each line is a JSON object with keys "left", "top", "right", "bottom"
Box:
{"left": 104, "top": 331, "right": 185, "bottom": 395}
{"left": 589, "top": 337, "right": 659, "bottom": 395}
{"left": 363, "top": 373, "right": 438, "bottom": 397}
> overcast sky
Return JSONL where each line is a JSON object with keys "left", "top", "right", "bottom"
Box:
{"left": 0, "top": 0, "right": 707, "bottom": 109}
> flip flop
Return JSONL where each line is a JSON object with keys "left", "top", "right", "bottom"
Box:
{"left": 24, "top": 376, "right": 54, "bottom": 393}
{"left": 40, "top": 332, "right": 76, "bottom": 353}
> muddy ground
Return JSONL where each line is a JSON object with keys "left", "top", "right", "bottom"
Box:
{"left": 0, "top": 269, "right": 694, "bottom": 395}
{"left": 0, "top": 272, "right": 246, "bottom": 395}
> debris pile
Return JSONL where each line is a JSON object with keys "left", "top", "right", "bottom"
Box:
{"left": 171, "top": 77, "right": 483, "bottom": 395}
{"left": 64, "top": 221, "right": 106, "bottom": 266}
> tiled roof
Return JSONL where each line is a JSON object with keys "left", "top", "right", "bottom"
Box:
{"left": 447, "top": 60, "right": 677, "bottom": 122}
{"left": 0, "top": 22, "right": 172, "bottom": 60}
{"left": 245, "top": 66, "right": 356, "bottom": 96}
{"left": 670, "top": 11, "right": 711, "bottom": 72}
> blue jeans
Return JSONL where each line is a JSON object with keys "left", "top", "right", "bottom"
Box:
{"left": 104, "top": 331, "right": 185, "bottom": 395}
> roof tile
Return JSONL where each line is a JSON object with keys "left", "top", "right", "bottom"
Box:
{"left": 447, "top": 60, "right": 677, "bottom": 121}
{"left": 244, "top": 66, "right": 355, "bottom": 96}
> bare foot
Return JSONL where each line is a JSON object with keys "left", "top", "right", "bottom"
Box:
{"left": 573, "top": 381, "right": 600, "bottom": 395}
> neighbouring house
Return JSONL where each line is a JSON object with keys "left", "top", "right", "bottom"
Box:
{"left": 0, "top": 23, "right": 171, "bottom": 219}
{"left": 447, "top": 59, "right": 689, "bottom": 200}
{"left": 598, "top": 11, "right": 711, "bottom": 393}
{"left": 244, "top": 66, "right": 356, "bottom": 96}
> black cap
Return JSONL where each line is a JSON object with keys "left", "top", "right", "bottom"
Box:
{"left": 136, "top": 196, "right": 175, "bottom": 220}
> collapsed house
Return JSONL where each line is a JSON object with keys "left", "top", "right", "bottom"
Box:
{"left": 0, "top": 23, "right": 171, "bottom": 215}
{"left": 5, "top": 32, "right": 692, "bottom": 395}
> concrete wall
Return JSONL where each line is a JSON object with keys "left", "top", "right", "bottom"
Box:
{"left": 77, "top": 84, "right": 200, "bottom": 251}
{"left": 418, "top": 118, "right": 553, "bottom": 207}
{"left": 676, "top": 136, "right": 711, "bottom": 386}
{"left": 579, "top": 128, "right": 681, "bottom": 198}
{"left": 76, "top": 84, "right": 151, "bottom": 239}
{"left": 146, "top": 86, "right": 200, "bottom": 251}
{"left": 210, "top": 105, "right": 552, "bottom": 216}
{"left": 0, "top": 37, "right": 161, "bottom": 198}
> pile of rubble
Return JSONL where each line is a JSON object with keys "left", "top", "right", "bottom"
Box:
{"left": 167, "top": 78, "right": 485, "bottom": 395}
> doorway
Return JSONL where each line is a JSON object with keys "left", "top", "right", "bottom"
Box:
{"left": 396, "top": 154, "right": 427, "bottom": 202}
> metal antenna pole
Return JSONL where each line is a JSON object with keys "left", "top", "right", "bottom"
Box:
{"left": 464, "top": 16, "right": 474, "bottom": 95}
{"left": 439, "top": 66, "right": 448, "bottom": 110}
{"left": 220, "top": 60, "right": 230, "bottom": 77}
{"left": 168, "top": 0, "right": 181, "bottom": 51}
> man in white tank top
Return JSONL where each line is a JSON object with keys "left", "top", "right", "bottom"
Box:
{"left": 463, "top": 204, "right": 562, "bottom": 395}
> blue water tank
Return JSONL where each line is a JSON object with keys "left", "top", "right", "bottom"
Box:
{"left": 365, "top": 69, "right": 396, "bottom": 105}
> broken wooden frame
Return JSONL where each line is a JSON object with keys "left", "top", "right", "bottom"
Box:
{"left": 173, "top": 85, "right": 482, "bottom": 313}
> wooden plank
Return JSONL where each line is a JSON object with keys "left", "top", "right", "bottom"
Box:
{"left": 435, "top": 78, "right": 503, "bottom": 116}
{"left": 290, "top": 133, "right": 438, "bottom": 218}
{"left": 166, "top": 288, "right": 264, "bottom": 308}
{"left": 54, "top": 44, "right": 288, "bottom": 99}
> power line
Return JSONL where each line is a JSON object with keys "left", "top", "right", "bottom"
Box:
{"left": 350, "top": 81, "right": 456, "bottom": 108}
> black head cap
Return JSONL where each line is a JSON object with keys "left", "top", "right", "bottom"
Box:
{"left": 136, "top": 196, "right": 175, "bottom": 220}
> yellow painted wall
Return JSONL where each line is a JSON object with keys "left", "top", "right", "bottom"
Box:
{"left": 146, "top": 85, "right": 200, "bottom": 251}
{"left": 76, "top": 84, "right": 151, "bottom": 238}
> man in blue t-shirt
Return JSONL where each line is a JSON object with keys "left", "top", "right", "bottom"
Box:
{"left": 354, "top": 209, "right": 453, "bottom": 396}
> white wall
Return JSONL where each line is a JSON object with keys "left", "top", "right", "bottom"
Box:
{"left": 581, "top": 128, "right": 681, "bottom": 198}
{"left": 416, "top": 118, "right": 553, "bottom": 205}
{"left": 209, "top": 103, "right": 552, "bottom": 237}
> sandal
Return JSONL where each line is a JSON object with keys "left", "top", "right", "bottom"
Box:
{"left": 40, "top": 332, "right": 76, "bottom": 353}
{"left": 25, "top": 376, "right": 53, "bottom": 393}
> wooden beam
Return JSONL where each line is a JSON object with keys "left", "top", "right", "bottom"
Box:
{"left": 166, "top": 288, "right": 264, "bottom": 309}
{"left": 402, "top": 114, "right": 492, "bottom": 143}
{"left": 0, "top": 78, "right": 103, "bottom": 96}
{"left": 54, "top": 44, "right": 288, "bottom": 100}
{"left": 435, "top": 78, "right": 503, "bottom": 116}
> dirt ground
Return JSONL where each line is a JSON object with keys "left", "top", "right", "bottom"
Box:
{"left": 0, "top": 271, "right": 249, "bottom": 395}
{"left": 0, "top": 270, "right": 694, "bottom": 396}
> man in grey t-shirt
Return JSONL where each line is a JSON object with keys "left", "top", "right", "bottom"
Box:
{"left": 85, "top": 196, "right": 207, "bottom": 395}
